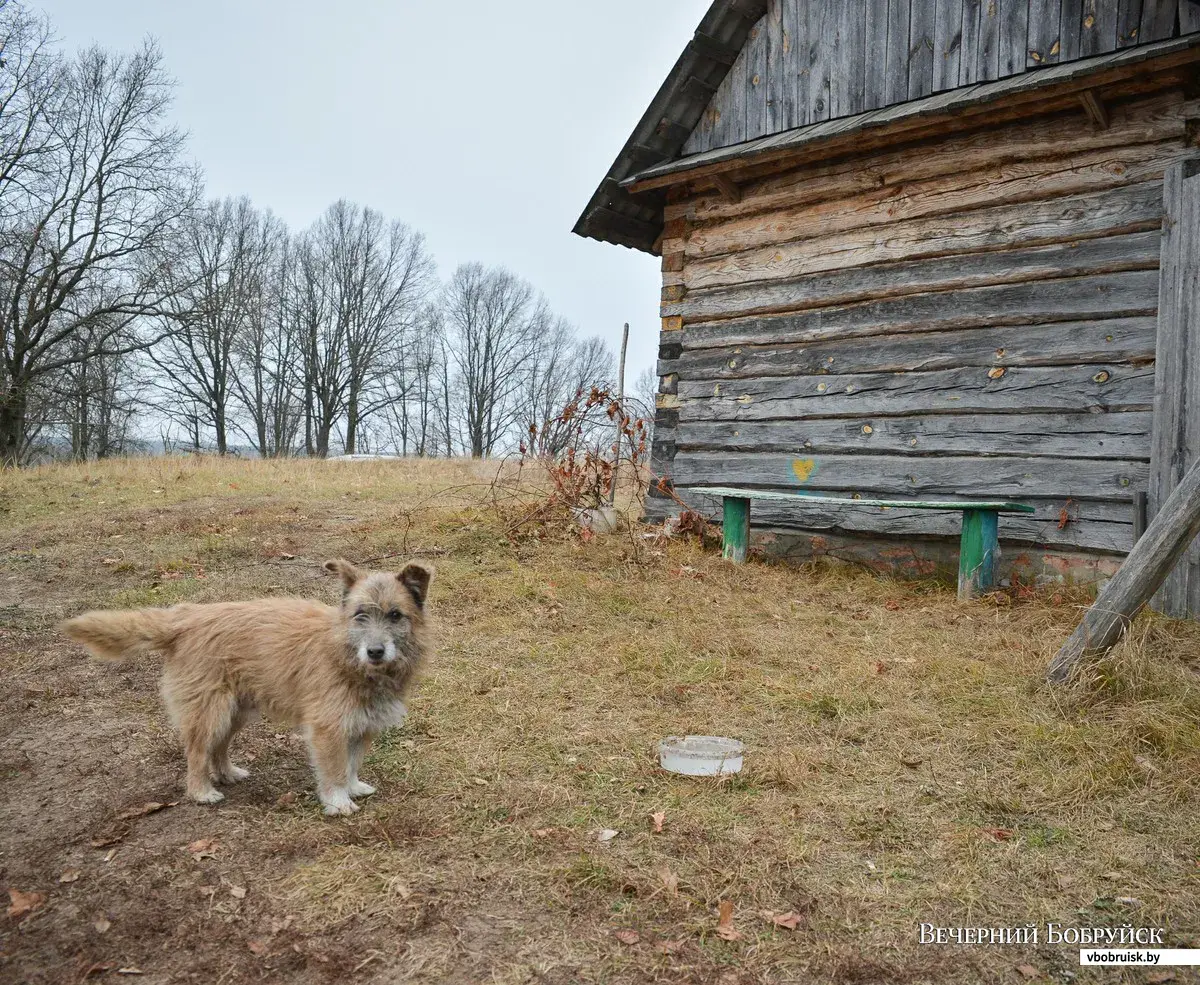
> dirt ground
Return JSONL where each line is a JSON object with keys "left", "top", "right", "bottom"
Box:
{"left": 2, "top": 456, "right": 1199, "bottom": 985}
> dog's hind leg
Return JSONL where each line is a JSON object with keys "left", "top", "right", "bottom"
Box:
{"left": 308, "top": 726, "right": 359, "bottom": 816}
{"left": 179, "top": 692, "right": 238, "bottom": 805}
{"left": 210, "top": 704, "right": 253, "bottom": 785}
{"left": 347, "top": 733, "right": 376, "bottom": 799}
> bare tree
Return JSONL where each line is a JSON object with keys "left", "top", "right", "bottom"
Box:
{"left": 0, "top": 29, "right": 196, "bottom": 465}
{"left": 295, "top": 201, "right": 434, "bottom": 457}
{"left": 231, "top": 226, "right": 303, "bottom": 457}
{"left": 443, "top": 263, "right": 548, "bottom": 458}
{"left": 152, "top": 198, "right": 277, "bottom": 454}
{"left": 519, "top": 322, "right": 613, "bottom": 456}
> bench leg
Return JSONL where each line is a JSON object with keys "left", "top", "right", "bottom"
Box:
{"left": 722, "top": 496, "right": 750, "bottom": 563}
{"left": 958, "top": 509, "right": 999, "bottom": 600}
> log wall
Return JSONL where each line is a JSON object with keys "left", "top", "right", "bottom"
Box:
{"left": 647, "top": 89, "right": 1200, "bottom": 578}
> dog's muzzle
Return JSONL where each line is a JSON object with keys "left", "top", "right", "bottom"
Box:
{"left": 366, "top": 646, "right": 386, "bottom": 664}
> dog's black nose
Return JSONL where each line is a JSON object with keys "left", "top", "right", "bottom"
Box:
{"left": 366, "top": 646, "right": 385, "bottom": 663}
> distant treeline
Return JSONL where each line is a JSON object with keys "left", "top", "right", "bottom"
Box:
{"left": 0, "top": 1, "right": 652, "bottom": 466}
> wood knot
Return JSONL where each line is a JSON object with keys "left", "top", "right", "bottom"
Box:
{"left": 1093, "top": 370, "right": 1110, "bottom": 383}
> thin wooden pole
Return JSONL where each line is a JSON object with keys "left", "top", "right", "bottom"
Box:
{"left": 1048, "top": 457, "right": 1200, "bottom": 683}
{"left": 608, "top": 322, "right": 629, "bottom": 508}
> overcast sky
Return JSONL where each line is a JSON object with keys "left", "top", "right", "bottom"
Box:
{"left": 33, "top": 0, "right": 710, "bottom": 384}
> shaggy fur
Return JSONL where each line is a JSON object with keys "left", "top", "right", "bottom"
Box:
{"left": 60, "top": 559, "right": 433, "bottom": 815}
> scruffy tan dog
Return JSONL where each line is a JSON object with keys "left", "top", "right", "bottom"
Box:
{"left": 60, "top": 559, "right": 433, "bottom": 816}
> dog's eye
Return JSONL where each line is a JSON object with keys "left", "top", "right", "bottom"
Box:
{"left": 354, "top": 609, "right": 370, "bottom": 622}
{"left": 387, "top": 609, "right": 404, "bottom": 622}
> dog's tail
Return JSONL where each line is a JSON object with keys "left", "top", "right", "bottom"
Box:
{"left": 59, "top": 608, "right": 181, "bottom": 662}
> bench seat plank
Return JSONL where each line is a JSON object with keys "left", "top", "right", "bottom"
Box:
{"left": 690, "top": 486, "right": 1036, "bottom": 513}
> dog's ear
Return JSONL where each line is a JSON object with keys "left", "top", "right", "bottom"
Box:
{"left": 324, "top": 559, "right": 362, "bottom": 589}
{"left": 397, "top": 562, "right": 434, "bottom": 608}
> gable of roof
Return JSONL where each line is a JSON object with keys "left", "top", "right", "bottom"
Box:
{"left": 575, "top": 0, "right": 1200, "bottom": 255}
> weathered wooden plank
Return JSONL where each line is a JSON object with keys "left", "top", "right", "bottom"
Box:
{"left": 1081, "top": 0, "right": 1119, "bottom": 55}
{"left": 886, "top": 0, "right": 914, "bottom": 104}
{"left": 1117, "top": 0, "right": 1145, "bottom": 45}
{"left": 1149, "top": 161, "right": 1200, "bottom": 617}
{"left": 832, "top": 0, "right": 867, "bottom": 117}
{"left": 666, "top": 232, "right": 1161, "bottom": 321}
{"left": 683, "top": 181, "right": 1165, "bottom": 290}
{"left": 809, "top": 0, "right": 834, "bottom": 122}
{"left": 999, "top": 0, "right": 1031, "bottom": 75}
{"left": 960, "top": 0, "right": 984, "bottom": 84}
{"left": 909, "top": 0, "right": 937, "bottom": 98}
{"left": 1140, "top": 0, "right": 1179, "bottom": 43}
{"left": 682, "top": 270, "right": 1160, "bottom": 347}
{"left": 1182, "top": 0, "right": 1200, "bottom": 34}
{"left": 791, "top": 0, "right": 811, "bottom": 128}
{"left": 864, "top": 0, "right": 892, "bottom": 110}
{"left": 1059, "top": 0, "right": 1086, "bottom": 61}
{"left": 933, "top": 0, "right": 964, "bottom": 91}
{"left": 693, "top": 486, "right": 1035, "bottom": 510}
{"left": 1028, "top": 0, "right": 1063, "bottom": 65}
{"left": 671, "top": 451, "right": 1148, "bottom": 501}
{"left": 659, "top": 487, "right": 1135, "bottom": 553}
{"left": 670, "top": 316, "right": 1157, "bottom": 379}
{"left": 765, "top": 0, "right": 787, "bottom": 133}
{"left": 667, "top": 91, "right": 1194, "bottom": 226}
{"left": 678, "top": 363, "right": 1155, "bottom": 422}
{"left": 1049, "top": 458, "right": 1200, "bottom": 682}
{"left": 976, "top": 0, "right": 1003, "bottom": 80}
{"left": 749, "top": 18, "right": 771, "bottom": 141}
{"left": 684, "top": 142, "right": 1177, "bottom": 259}
{"left": 677, "top": 411, "right": 1155, "bottom": 461}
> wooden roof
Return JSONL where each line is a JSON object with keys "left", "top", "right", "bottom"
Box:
{"left": 575, "top": 0, "right": 1200, "bottom": 255}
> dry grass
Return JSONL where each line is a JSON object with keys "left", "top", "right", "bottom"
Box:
{"left": 2, "top": 455, "right": 1200, "bottom": 984}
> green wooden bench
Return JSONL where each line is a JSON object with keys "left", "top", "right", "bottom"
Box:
{"left": 690, "top": 486, "right": 1036, "bottom": 600}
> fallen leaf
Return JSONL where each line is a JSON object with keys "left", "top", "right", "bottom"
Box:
{"left": 6, "top": 889, "right": 45, "bottom": 920}
{"left": 1114, "top": 896, "right": 1141, "bottom": 906}
{"left": 884, "top": 599, "right": 901, "bottom": 611}
{"left": 276, "top": 791, "right": 296, "bottom": 807}
{"left": 471, "top": 777, "right": 489, "bottom": 786}
{"left": 614, "top": 929, "right": 640, "bottom": 945}
{"left": 229, "top": 885, "right": 247, "bottom": 900}
{"left": 90, "top": 826, "right": 129, "bottom": 848}
{"left": 988, "top": 367, "right": 1007, "bottom": 379}
{"left": 597, "top": 828, "right": 620, "bottom": 843}
{"left": 532, "top": 828, "right": 555, "bottom": 839}
{"left": 59, "top": 868, "right": 82, "bottom": 884}
{"left": 186, "top": 838, "right": 220, "bottom": 861}
{"left": 900, "top": 756, "right": 923, "bottom": 768}
{"left": 248, "top": 939, "right": 268, "bottom": 956}
{"left": 656, "top": 939, "right": 685, "bottom": 955}
{"left": 772, "top": 911, "right": 804, "bottom": 930}
{"left": 657, "top": 867, "right": 679, "bottom": 896}
{"left": 650, "top": 811, "right": 665, "bottom": 834}
{"left": 94, "top": 916, "right": 111, "bottom": 934}
{"left": 117, "top": 801, "right": 176, "bottom": 821}
{"left": 1147, "top": 972, "right": 1176, "bottom": 983}
{"left": 716, "top": 900, "right": 741, "bottom": 941}
{"left": 982, "top": 827, "right": 1013, "bottom": 841}
{"left": 873, "top": 660, "right": 889, "bottom": 674}
{"left": 1015, "top": 965, "right": 1039, "bottom": 980}
{"left": 270, "top": 915, "right": 295, "bottom": 935}
{"left": 279, "top": 552, "right": 296, "bottom": 560}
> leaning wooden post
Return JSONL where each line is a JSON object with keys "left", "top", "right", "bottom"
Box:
{"left": 1048, "top": 458, "right": 1200, "bottom": 683}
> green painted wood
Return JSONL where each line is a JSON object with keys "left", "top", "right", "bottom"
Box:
{"left": 723, "top": 495, "right": 751, "bottom": 562}
{"left": 692, "top": 486, "right": 1035, "bottom": 513}
{"left": 958, "top": 508, "right": 1000, "bottom": 599}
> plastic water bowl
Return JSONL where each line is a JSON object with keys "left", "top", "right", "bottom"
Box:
{"left": 658, "top": 735, "right": 744, "bottom": 776}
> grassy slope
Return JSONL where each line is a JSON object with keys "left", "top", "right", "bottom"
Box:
{"left": 1, "top": 456, "right": 1198, "bottom": 984}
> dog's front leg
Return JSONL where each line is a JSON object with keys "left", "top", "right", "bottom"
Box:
{"left": 347, "top": 733, "right": 376, "bottom": 798}
{"left": 309, "top": 727, "right": 359, "bottom": 816}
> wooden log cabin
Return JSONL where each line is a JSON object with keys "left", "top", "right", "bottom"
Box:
{"left": 574, "top": 0, "right": 1200, "bottom": 609}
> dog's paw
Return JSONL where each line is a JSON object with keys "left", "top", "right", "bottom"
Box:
{"left": 320, "top": 790, "right": 360, "bottom": 816}
{"left": 217, "top": 764, "right": 251, "bottom": 784}
{"left": 348, "top": 780, "right": 377, "bottom": 798}
{"left": 191, "top": 788, "right": 226, "bottom": 805}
